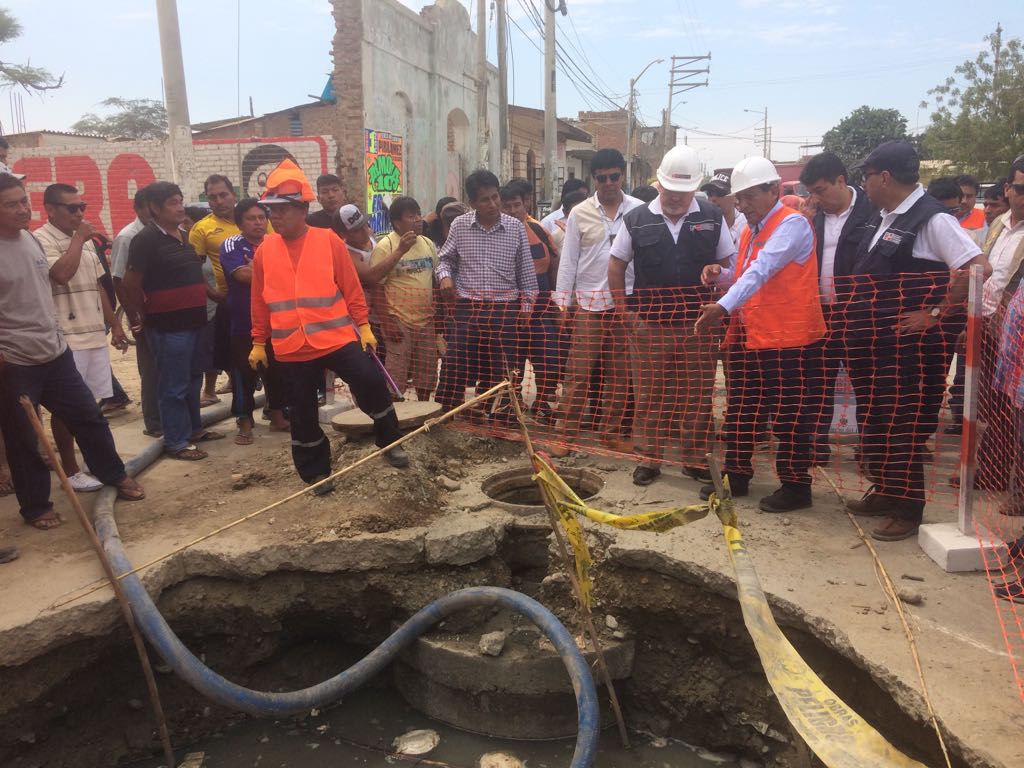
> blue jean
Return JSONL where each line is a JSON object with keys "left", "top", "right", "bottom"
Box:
{"left": 147, "top": 326, "right": 204, "bottom": 453}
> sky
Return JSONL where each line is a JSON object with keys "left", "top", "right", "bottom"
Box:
{"left": 0, "top": 0, "right": 1014, "bottom": 172}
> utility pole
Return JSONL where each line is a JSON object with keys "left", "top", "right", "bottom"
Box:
{"left": 992, "top": 21, "right": 1003, "bottom": 100}
{"left": 155, "top": 0, "right": 197, "bottom": 198}
{"left": 664, "top": 53, "right": 711, "bottom": 152}
{"left": 625, "top": 57, "right": 663, "bottom": 192}
{"left": 746, "top": 106, "right": 769, "bottom": 159}
{"left": 497, "top": 0, "right": 510, "bottom": 180}
{"left": 476, "top": 0, "right": 489, "bottom": 168}
{"left": 543, "top": 0, "right": 560, "bottom": 205}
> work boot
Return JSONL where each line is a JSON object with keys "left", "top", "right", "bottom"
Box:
{"left": 870, "top": 517, "right": 920, "bottom": 542}
{"left": 699, "top": 475, "right": 749, "bottom": 501}
{"left": 758, "top": 484, "right": 812, "bottom": 513}
{"left": 632, "top": 466, "right": 661, "bottom": 486}
{"left": 682, "top": 465, "right": 712, "bottom": 483}
{"left": 384, "top": 445, "right": 410, "bottom": 468}
{"left": 994, "top": 580, "right": 1024, "bottom": 604}
{"left": 844, "top": 488, "right": 891, "bottom": 517}
{"left": 309, "top": 475, "right": 335, "bottom": 497}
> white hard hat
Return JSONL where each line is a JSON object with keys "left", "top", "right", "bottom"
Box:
{"left": 730, "top": 156, "right": 781, "bottom": 195}
{"left": 656, "top": 145, "right": 703, "bottom": 193}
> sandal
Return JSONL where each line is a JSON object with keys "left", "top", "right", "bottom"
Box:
{"left": 166, "top": 445, "right": 208, "bottom": 461}
{"left": 116, "top": 478, "right": 146, "bottom": 501}
{"left": 199, "top": 395, "right": 221, "bottom": 407}
{"left": 190, "top": 430, "right": 225, "bottom": 443}
{"left": 27, "top": 511, "right": 63, "bottom": 530}
{"left": 234, "top": 432, "right": 255, "bottom": 446}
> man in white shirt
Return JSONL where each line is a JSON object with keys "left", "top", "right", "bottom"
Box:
{"left": 968, "top": 159, "right": 1024, "bottom": 491}
{"left": 111, "top": 186, "right": 162, "bottom": 437}
{"left": 842, "top": 141, "right": 989, "bottom": 541}
{"left": 701, "top": 172, "right": 747, "bottom": 246}
{"left": 540, "top": 178, "right": 589, "bottom": 234}
{"left": 800, "top": 152, "right": 875, "bottom": 462}
{"left": 550, "top": 150, "right": 642, "bottom": 455}
{"left": 36, "top": 184, "right": 129, "bottom": 491}
{"left": 609, "top": 146, "right": 735, "bottom": 486}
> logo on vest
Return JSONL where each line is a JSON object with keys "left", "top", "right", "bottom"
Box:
{"left": 881, "top": 231, "right": 903, "bottom": 245}
{"left": 690, "top": 222, "right": 716, "bottom": 233}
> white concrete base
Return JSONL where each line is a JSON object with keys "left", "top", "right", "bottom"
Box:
{"left": 918, "top": 522, "right": 1006, "bottom": 573}
{"left": 318, "top": 400, "right": 354, "bottom": 425}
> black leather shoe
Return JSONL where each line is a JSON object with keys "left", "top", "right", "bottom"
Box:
{"left": 384, "top": 445, "right": 410, "bottom": 468}
{"left": 682, "top": 465, "right": 713, "bottom": 483}
{"left": 699, "top": 475, "right": 749, "bottom": 500}
{"left": 310, "top": 475, "right": 335, "bottom": 496}
{"left": 758, "top": 485, "right": 812, "bottom": 513}
{"left": 632, "top": 466, "right": 661, "bottom": 486}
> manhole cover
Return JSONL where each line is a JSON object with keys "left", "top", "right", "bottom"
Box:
{"left": 480, "top": 466, "right": 603, "bottom": 514}
{"left": 331, "top": 400, "right": 444, "bottom": 435}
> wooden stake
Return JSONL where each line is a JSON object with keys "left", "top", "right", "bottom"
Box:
{"left": 20, "top": 397, "right": 176, "bottom": 768}
{"left": 507, "top": 384, "right": 632, "bottom": 748}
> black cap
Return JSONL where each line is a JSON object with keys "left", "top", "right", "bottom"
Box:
{"left": 700, "top": 172, "right": 731, "bottom": 196}
{"left": 856, "top": 140, "right": 919, "bottom": 176}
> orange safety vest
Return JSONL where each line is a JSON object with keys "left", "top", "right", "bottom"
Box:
{"left": 960, "top": 207, "right": 985, "bottom": 230}
{"left": 260, "top": 227, "right": 359, "bottom": 358}
{"left": 727, "top": 204, "right": 825, "bottom": 350}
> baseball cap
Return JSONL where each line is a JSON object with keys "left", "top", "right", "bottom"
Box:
{"left": 336, "top": 204, "right": 368, "bottom": 232}
{"left": 856, "top": 140, "right": 919, "bottom": 176}
{"left": 700, "top": 172, "right": 731, "bottom": 196}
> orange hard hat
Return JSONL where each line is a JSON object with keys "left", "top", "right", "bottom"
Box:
{"left": 261, "top": 159, "right": 315, "bottom": 204}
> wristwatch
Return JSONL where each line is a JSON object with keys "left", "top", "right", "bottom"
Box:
{"left": 928, "top": 306, "right": 942, "bottom": 319}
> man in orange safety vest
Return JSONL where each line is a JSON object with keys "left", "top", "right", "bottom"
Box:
{"left": 250, "top": 161, "right": 408, "bottom": 493}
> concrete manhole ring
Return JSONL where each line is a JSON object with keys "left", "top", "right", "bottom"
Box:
{"left": 480, "top": 466, "right": 603, "bottom": 515}
{"left": 331, "top": 399, "right": 444, "bottom": 435}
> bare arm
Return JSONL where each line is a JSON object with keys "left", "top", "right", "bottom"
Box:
{"left": 121, "top": 270, "right": 146, "bottom": 333}
{"left": 608, "top": 255, "right": 629, "bottom": 312}
{"left": 231, "top": 265, "right": 253, "bottom": 285}
{"left": 48, "top": 223, "right": 96, "bottom": 285}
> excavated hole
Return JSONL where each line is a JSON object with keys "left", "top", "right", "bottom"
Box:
{"left": 481, "top": 467, "right": 604, "bottom": 512}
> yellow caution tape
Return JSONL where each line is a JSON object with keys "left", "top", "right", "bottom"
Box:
{"left": 532, "top": 458, "right": 927, "bottom": 768}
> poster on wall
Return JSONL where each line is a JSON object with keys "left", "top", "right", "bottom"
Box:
{"left": 365, "top": 129, "right": 403, "bottom": 235}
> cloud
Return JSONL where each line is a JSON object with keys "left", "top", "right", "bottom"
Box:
{"left": 738, "top": 0, "right": 840, "bottom": 14}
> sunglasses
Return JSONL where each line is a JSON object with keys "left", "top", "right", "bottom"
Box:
{"left": 594, "top": 172, "right": 622, "bottom": 184}
{"left": 54, "top": 202, "right": 88, "bottom": 214}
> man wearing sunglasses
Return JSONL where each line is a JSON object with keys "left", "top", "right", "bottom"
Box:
{"left": 35, "top": 184, "right": 129, "bottom": 492}
{"left": 550, "top": 149, "right": 643, "bottom": 456}
{"left": 839, "top": 141, "right": 989, "bottom": 541}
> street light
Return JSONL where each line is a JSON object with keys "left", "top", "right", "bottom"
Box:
{"left": 626, "top": 58, "right": 664, "bottom": 191}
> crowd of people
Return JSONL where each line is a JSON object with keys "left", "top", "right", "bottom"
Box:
{"left": 1, "top": 140, "right": 1022, "bottom": 589}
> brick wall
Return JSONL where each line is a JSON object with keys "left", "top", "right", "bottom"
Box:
{"left": 331, "top": 0, "right": 366, "bottom": 200}
{"left": 10, "top": 135, "right": 337, "bottom": 237}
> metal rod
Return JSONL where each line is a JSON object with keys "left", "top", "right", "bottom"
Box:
{"left": 19, "top": 397, "right": 176, "bottom": 768}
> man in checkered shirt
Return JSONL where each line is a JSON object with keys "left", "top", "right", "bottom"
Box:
{"left": 435, "top": 170, "right": 538, "bottom": 414}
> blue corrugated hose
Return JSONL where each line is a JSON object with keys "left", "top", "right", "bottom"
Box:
{"left": 91, "top": 404, "right": 599, "bottom": 768}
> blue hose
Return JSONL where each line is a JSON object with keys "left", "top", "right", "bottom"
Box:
{"left": 91, "top": 405, "right": 600, "bottom": 768}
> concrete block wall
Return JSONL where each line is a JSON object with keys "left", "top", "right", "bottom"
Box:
{"left": 10, "top": 135, "right": 336, "bottom": 237}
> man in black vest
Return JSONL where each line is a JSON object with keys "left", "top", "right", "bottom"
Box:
{"left": 608, "top": 146, "right": 736, "bottom": 486}
{"left": 799, "top": 152, "right": 875, "bottom": 462}
{"left": 842, "top": 141, "right": 989, "bottom": 541}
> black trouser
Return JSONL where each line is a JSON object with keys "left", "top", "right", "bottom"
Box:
{"left": 135, "top": 331, "right": 162, "bottom": 433}
{"left": 277, "top": 341, "right": 402, "bottom": 483}
{"left": 846, "top": 326, "right": 947, "bottom": 521}
{"left": 723, "top": 340, "right": 825, "bottom": 488}
{"left": 229, "top": 336, "right": 288, "bottom": 421}
{"left": 436, "top": 300, "right": 522, "bottom": 411}
{"left": 212, "top": 303, "right": 232, "bottom": 372}
{"left": 816, "top": 308, "right": 859, "bottom": 444}
{"left": 0, "top": 348, "right": 126, "bottom": 522}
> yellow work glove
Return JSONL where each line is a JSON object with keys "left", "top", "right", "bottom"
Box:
{"left": 248, "top": 342, "right": 268, "bottom": 370}
{"left": 359, "top": 323, "right": 378, "bottom": 352}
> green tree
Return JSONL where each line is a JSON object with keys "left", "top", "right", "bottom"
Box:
{"left": 922, "top": 25, "right": 1024, "bottom": 179}
{"left": 0, "top": 7, "right": 62, "bottom": 91}
{"left": 821, "top": 106, "right": 911, "bottom": 172}
{"left": 72, "top": 98, "right": 168, "bottom": 140}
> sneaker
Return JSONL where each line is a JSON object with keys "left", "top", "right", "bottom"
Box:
{"left": 699, "top": 475, "right": 749, "bottom": 500}
{"left": 68, "top": 472, "right": 103, "bottom": 492}
{"left": 870, "top": 517, "right": 920, "bottom": 542}
{"left": 384, "top": 445, "right": 410, "bottom": 468}
{"left": 758, "top": 485, "right": 812, "bottom": 513}
{"left": 309, "top": 475, "right": 335, "bottom": 497}
{"left": 100, "top": 398, "right": 130, "bottom": 414}
{"left": 682, "top": 465, "right": 712, "bottom": 483}
{"left": 994, "top": 580, "right": 1024, "bottom": 604}
{"left": 632, "top": 466, "right": 661, "bottom": 486}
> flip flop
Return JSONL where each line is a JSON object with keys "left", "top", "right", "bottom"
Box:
{"left": 27, "top": 511, "right": 63, "bottom": 530}
{"left": 116, "top": 480, "right": 146, "bottom": 501}
{"left": 190, "top": 430, "right": 225, "bottom": 443}
{"left": 166, "top": 446, "right": 208, "bottom": 461}
{"left": 200, "top": 395, "right": 221, "bottom": 407}
{"left": 234, "top": 432, "right": 255, "bottom": 446}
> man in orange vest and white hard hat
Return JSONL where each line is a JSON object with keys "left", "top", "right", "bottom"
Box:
{"left": 694, "top": 156, "right": 826, "bottom": 514}
{"left": 250, "top": 160, "right": 408, "bottom": 492}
